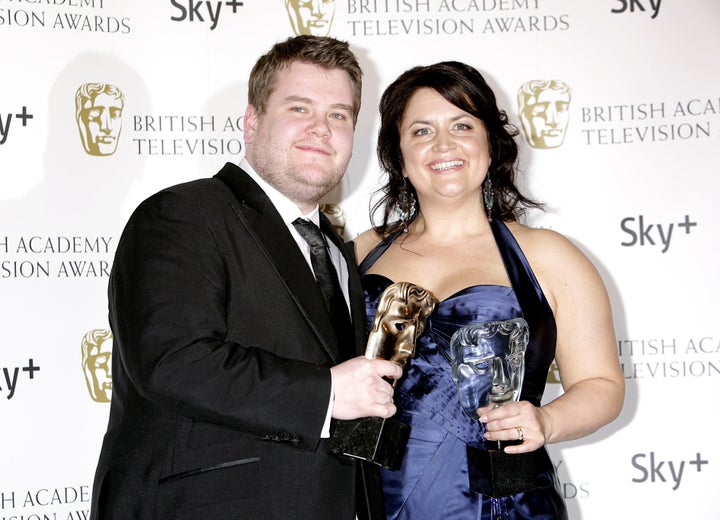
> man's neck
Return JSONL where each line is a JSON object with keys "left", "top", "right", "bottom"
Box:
{"left": 239, "top": 157, "right": 320, "bottom": 224}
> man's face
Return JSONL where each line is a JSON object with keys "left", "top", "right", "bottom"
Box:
{"left": 287, "top": 0, "right": 335, "bottom": 36}
{"left": 79, "top": 92, "right": 123, "bottom": 156}
{"left": 85, "top": 338, "right": 113, "bottom": 402}
{"left": 521, "top": 88, "right": 570, "bottom": 149}
{"left": 243, "top": 61, "right": 355, "bottom": 213}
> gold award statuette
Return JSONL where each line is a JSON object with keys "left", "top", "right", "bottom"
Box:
{"left": 331, "top": 282, "right": 437, "bottom": 470}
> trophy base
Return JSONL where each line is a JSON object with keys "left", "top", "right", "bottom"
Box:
{"left": 330, "top": 416, "right": 410, "bottom": 470}
{"left": 467, "top": 443, "right": 537, "bottom": 497}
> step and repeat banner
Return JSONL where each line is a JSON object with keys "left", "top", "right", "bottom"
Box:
{"left": 1, "top": 1, "right": 718, "bottom": 518}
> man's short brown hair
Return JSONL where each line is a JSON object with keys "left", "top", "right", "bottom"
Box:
{"left": 248, "top": 35, "right": 362, "bottom": 125}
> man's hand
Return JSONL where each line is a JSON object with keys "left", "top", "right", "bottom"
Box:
{"left": 330, "top": 356, "right": 402, "bottom": 420}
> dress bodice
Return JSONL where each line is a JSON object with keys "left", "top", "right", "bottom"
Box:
{"left": 363, "top": 274, "right": 522, "bottom": 449}
{"left": 359, "top": 220, "right": 566, "bottom": 520}
{"left": 360, "top": 219, "right": 557, "bottom": 408}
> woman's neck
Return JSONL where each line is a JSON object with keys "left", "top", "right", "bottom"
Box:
{"left": 408, "top": 197, "right": 490, "bottom": 243}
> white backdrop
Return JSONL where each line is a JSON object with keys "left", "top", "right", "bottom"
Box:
{"left": 1, "top": 1, "right": 718, "bottom": 518}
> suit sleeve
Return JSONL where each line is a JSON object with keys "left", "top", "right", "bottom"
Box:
{"left": 109, "top": 188, "right": 331, "bottom": 451}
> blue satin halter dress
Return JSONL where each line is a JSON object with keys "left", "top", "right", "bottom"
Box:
{"left": 359, "top": 220, "right": 568, "bottom": 520}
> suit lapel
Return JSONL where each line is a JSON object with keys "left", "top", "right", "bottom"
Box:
{"left": 215, "top": 163, "right": 341, "bottom": 364}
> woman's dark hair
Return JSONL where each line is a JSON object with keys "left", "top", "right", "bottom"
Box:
{"left": 372, "top": 61, "right": 542, "bottom": 235}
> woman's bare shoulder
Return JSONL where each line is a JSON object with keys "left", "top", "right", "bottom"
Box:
{"left": 506, "top": 221, "right": 581, "bottom": 261}
{"left": 353, "top": 228, "right": 384, "bottom": 262}
{"left": 507, "top": 221, "right": 608, "bottom": 300}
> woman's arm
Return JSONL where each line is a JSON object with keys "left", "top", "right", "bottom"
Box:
{"left": 480, "top": 227, "right": 625, "bottom": 453}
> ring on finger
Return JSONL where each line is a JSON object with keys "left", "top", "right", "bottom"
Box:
{"left": 516, "top": 427, "right": 524, "bottom": 442}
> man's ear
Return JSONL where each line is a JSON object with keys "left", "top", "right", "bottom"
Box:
{"left": 244, "top": 104, "right": 258, "bottom": 143}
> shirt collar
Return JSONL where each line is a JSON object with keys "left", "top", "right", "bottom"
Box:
{"left": 240, "top": 157, "right": 320, "bottom": 226}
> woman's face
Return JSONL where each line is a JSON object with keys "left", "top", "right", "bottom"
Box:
{"left": 399, "top": 88, "right": 491, "bottom": 204}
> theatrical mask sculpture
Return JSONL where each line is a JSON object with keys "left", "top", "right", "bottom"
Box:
{"left": 449, "top": 318, "right": 534, "bottom": 498}
{"left": 450, "top": 317, "right": 528, "bottom": 419}
{"left": 331, "top": 282, "right": 437, "bottom": 469}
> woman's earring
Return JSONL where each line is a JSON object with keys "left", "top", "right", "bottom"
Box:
{"left": 483, "top": 175, "right": 494, "bottom": 222}
{"left": 398, "top": 178, "right": 417, "bottom": 232}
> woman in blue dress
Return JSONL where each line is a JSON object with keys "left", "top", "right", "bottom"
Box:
{"left": 354, "top": 62, "right": 625, "bottom": 519}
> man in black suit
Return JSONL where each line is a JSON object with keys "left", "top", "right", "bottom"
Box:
{"left": 90, "top": 35, "right": 400, "bottom": 519}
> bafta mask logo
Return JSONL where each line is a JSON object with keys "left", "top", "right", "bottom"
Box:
{"left": 320, "top": 203, "right": 347, "bottom": 237}
{"left": 449, "top": 318, "right": 528, "bottom": 418}
{"left": 517, "top": 80, "right": 572, "bottom": 149}
{"left": 285, "top": 0, "right": 336, "bottom": 36}
{"left": 81, "top": 329, "right": 113, "bottom": 403}
{"left": 546, "top": 360, "right": 561, "bottom": 384}
{"left": 75, "top": 83, "right": 124, "bottom": 156}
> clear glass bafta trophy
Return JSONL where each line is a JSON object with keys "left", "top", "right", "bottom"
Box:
{"left": 449, "top": 318, "right": 534, "bottom": 498}
{"left": 450, "top": 317, "right": 528, "bottom": 420}
{"left": 330, "top": 282, "right": 437, "bottom": 470}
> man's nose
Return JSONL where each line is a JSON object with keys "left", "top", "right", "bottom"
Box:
{"left": 307, "top": 114, "right": 331, "bottom": 137}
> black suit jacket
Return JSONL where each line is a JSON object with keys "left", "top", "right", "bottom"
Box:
{"left": 90, "top": 163, "right": 384, "bottom": 519}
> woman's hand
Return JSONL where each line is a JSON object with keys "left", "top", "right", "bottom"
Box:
{"left": 478, "top": 400, "right": 550, "bottom": 454}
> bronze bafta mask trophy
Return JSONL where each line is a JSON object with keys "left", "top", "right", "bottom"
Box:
{"left": 331, "top": 281, "right": 437, "bottom": 470}
{"left": 449, "top": 318, "right": 534, "bottom": 497}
